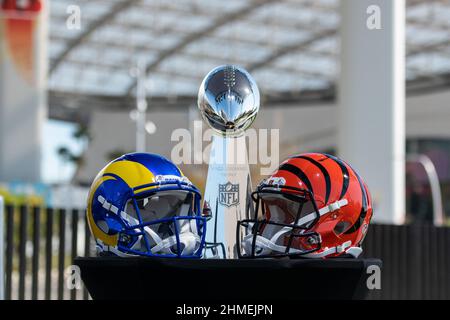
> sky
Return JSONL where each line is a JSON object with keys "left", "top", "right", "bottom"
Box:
{"left": 41, "top": 119, "right": 84, "bottom": 184}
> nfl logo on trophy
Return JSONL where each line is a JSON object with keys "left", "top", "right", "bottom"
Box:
{"left": 198, "top": 65, "right": 260, "bottom": 259}
{"left": 219, "top": 182, "right": 240, "bottom": 207}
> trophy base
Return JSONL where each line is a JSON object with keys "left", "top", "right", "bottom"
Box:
{"left": 74, "top": 256, "right": 381, "bottom": 300}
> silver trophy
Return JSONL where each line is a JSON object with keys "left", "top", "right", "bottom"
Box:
{"left": 198, "top": 65, "right": 260, "bottom": 258}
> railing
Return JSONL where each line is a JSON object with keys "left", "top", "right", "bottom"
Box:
{"left": 363, "top": 223, "right": 450, "bottom": 300}
{"left": 2, "top": 204, "right": 93, "bottom": 300}
{"left": 0, "top": 196, "right": 4, "bottom": 300}
{"left": 1, "top": 202, "right": 450, "bottom": 300}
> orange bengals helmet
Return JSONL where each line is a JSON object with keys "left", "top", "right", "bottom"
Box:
{"left": 237, "top": 153, "right": 373, "bottom": 259}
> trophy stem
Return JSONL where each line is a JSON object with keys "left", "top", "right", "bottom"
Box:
{"left": 204, "top": 134, "right": 253, "bottom": 258}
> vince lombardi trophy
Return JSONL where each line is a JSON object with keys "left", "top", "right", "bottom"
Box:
{"left": 198, "top": 65, "right": 260, "bottom": 258}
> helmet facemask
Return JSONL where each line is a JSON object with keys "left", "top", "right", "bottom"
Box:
{"left": 237, "top": 185, "right": 322, "bottom": 258}
{"left": 98, "top": 180, "right": 207, "bottom": 258}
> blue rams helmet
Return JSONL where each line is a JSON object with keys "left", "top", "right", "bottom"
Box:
{"left": 86, "top": 153, "right": 207, "bottom": 258}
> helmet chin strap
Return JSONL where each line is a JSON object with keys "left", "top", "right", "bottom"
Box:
{"left": 242, "top": 231, "right": 305, "bottom": 255}
{"left": 143, "top": 219, "right": 200, "bottom": 255}
{"left": 243, "top": 232, "right": 362, "bottom": 258}
{"left": 242, "top": 199, "right": 362, "bottom": 258}
{"left": 97, "top": 195, "right": 201, "bottom": 256}
{"left": 148, "top": 231, "right": 200, "bottom": 255}
{"left": 301, "top": 241, "right": 362, "bottom": 258}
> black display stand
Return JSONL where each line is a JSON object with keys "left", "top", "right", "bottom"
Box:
{"left": 74, "top": 257, "right": 381, "bottom": 300}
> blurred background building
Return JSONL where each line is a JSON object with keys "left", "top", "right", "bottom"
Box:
{"left": 1, "top": 0, "right": 450, "bottom": 222}
{"left": 3, "top": 0, "right": 450, "bottom": 301}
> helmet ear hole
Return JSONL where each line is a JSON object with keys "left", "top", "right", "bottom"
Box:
{"left": 97, "top": 220, "right": 109, "bottom": 233}
{"left": 333, "top": 221, "right": 351, "bottom": 236}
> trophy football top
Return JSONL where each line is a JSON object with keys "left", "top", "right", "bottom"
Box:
{"left": 197, "top": 65, "right": 260, "bottom": 136}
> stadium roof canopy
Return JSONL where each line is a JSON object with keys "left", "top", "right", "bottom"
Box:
{"left": 48, "top": 0, "right": 450, "bottom": 120}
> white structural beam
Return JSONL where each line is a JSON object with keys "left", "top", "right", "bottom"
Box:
{"left": 134, "top": 59, "right": 148, "bottom": 153}
{"left": 339, "top": 0, "right": 405, "bottom": 224}
{"left": 0, "top": 2, "right": 48, "bottom": 182}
